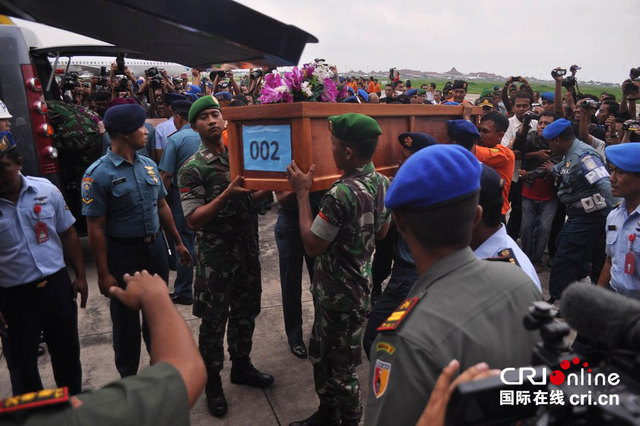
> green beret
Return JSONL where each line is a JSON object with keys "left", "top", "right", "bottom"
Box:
{"left": 188, "top": 95, "right": 221, "bottom": 122}
{"left": 327, "top": 113, "right": 382, "bottom": 141}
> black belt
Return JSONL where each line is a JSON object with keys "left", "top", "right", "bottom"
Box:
{"left": 107, "top": 233, "right": 158, "bottom": 245}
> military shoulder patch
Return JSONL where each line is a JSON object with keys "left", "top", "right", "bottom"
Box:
{"left": 375, "top": 341, "right": 396, "bottom": 355}
{"left": 373, "top": 359, "right": 391, "bottom": 399}
{"left": 486, "top": 248, "right": 520, "bottom": 267}
{"left": 377, "top": 298, "right": 418, "bottom": 331}
{"left": 81, "top": 177, "right": 94, "bottom": 205}
{"left": 0, "top": 387, "right": 69, "bottom": 415}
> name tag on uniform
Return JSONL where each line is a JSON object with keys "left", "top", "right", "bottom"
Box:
{"left": 35, "top": 222, "right": 49, "bottom": 244}
{"left": 112, "top": 177, "right": 127, "bottom": 186}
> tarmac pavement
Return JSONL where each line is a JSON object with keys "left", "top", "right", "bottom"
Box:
{"left": 0, "top": 208, "right": 553, "bottom": 425}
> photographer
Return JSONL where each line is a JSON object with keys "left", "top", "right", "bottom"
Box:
{"left": 212, "top": 69, "right": 241, "bottom": 97}
{"left": 577, "top": 100, "right": 607, "bottom": 157}
{"left": 502, "top": 76, "right": 534, "bottom": 115}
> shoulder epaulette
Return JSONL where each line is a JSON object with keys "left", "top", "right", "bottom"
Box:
{"left": 0, "top": 387, "right": 70, "bottom": 415}
{"left": 486, "top": 248, "right": 520, "bottom": 267}
{"left": 377, "top": 297, "right": 419, "bottom": 332}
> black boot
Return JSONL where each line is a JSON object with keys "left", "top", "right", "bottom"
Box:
{"left": 230, "top": 360, "right": 274, "bottom": 388}
{"left": 289, "top": 402, "right": 340, "bottom": 426}
{"left": 205, "top": 374, "right": 227, "bottom": 417}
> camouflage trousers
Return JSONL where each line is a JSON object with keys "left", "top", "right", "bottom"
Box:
{"left": 309, "top": 300, "right": 366, "bottom": 422}
{"left": 193, "top": 250, "right": 262, "bottom": 374}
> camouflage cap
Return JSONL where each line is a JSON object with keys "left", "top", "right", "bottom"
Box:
{"left": 327, "top": 113, "right": 382, "bottom": 141}
{"left": 188, "top": 95, "right": 221, "bottom": 122}
{"left": 0, "top": 131, "right": 17, "bottom": 157}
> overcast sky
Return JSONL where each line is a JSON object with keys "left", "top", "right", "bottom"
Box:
{"left": 13, "top": 0, "right": 639, "bottom": 83}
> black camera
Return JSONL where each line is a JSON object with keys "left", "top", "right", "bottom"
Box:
{"left": 630, "top": 68, "right": 640, "bottom": 81}
{"left": 250, "top": 69, "right": 263, "bottom": 79}
{"left": 551, "top": 68, "right": 567, "bottom": 78}
{"left": 569, "top": 64, "right": 581, "bottom": 74}
{"left": 116, "top": 54, "right": 125, "bottom": 75}
{"left": 445, "top": 298, "right": 640, "bottom": 426}
{"left": 209, "top": 70, "right": 226, "bottom": 80}
{"left": 118, "top": 76, "right": 129, "bottom": 92}
{"left": 145, "top": 67, "right": 159, "bottom": 78}
{"left": 62, "top": 71, "right": 79, "bottom": 91}
{"left": 562, "top": 76, "right": 577, "bottom": 87}
{"left": 512, "top": 76, "right": 521, "bottom": 82}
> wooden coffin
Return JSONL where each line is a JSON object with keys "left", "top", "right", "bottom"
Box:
{"left": 223, "top": 103, "right": 481, "bottom": 191}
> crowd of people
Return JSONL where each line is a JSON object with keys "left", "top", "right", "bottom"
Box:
{"left": 1, "top": 60, "right": 640, "bottom": 426}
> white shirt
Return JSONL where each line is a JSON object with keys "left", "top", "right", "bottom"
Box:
{"left": 474, "top": 224, "right": 541, "bottom": 292}
{"left": 501, "top": 115, "right": 538, "bottom": 147}
{"left": 155, "top": 118, "right": 176, "bottom": 150}
{"left": 502, "top": 115, "right": 538, "bottom": 181}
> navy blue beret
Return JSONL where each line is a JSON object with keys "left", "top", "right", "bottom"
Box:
{"left": 406, "top": 88, "right": 418, "bottom": 97}
{"left": 214, "top": 91, "right": 232, "bottom": 100}
{"left": 343, "top": 96, "right": 358, "bottom": 103}
{"left": 447, "top": 119, "right": 480, "bottom": 142}
{"left": 398, "top": 132, "right": 438, "bottom": 153}
{"left": 606, "top": 143, "right": 640, "bottom": 172}
{"left": 541, "top": 91, "right": 554, "bottom": 101}
{"left": 103, "top": 104, "right": 147, "bottom": 133}
{"left": 357, "top": 89, "right": 369, "bottom": 102}
{"left": 170, "top": 100, "right": 193, "bottom": 113}
{"left": 164, "top": 93, "right": 187, "bottom": 104}
{"left": 542, "top": 118, "right": 572, "bottom": 139}
{"left": 347, "top": 86, "right": 355, "bottom": 95}
{"left": 385, "top": 144, "right": 482, "bottom": 210}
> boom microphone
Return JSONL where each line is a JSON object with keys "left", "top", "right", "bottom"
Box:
{"left": 561, "top": 283, "right": 640, "bottom": 350}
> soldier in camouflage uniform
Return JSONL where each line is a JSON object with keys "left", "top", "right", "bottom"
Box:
{"left": 287, "top": 113, "right": 391, "bottom": 426}
{"left": 177, "top": 96, "right": 274, "bottom": 418}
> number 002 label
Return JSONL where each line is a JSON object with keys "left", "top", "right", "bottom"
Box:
{"left": 242, "top": 124, "right": 292, "bottom": 172}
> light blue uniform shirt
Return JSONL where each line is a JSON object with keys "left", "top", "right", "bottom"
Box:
{"left": 552, "top": 139, "right": 616, "bottom": 208}
{"left": 474, "top": 224, "right": 542, "bottom": 292}
{"left": 158, "top": 124, "right": 201, "bottom": 187}
{"left": 606, "top": 200, "right": 640, "bottom": 299}
{"left": 0, "top": 174, "right": 75, "bottom": 288}
{"left": 81, "top": 149, "right": 167, "bottom": 238}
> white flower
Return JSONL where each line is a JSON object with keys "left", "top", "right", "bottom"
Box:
{"left": 275, "top": 85, "right": 289, "bottom": 94}
{"left": 301, "top": 81, "right": 313, "bottom": 97}
{"left": 312, "top": 63, "right": 334, "bottom": 80}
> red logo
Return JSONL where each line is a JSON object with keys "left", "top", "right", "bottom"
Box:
{"left": 550, "top": 357, "right": 589, "bottom": 386}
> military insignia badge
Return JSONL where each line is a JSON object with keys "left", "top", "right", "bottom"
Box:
{"left": 373, "top": 359, "right": 391, "bottom": 399}
{"left": 377, "top": 298, "right": 419, "bottom": 331}
{"left": 328, "top": 120, "right": 333, "bottom": 132}
{"left": 403, "top": 136, "right": 413, "bottom": 147}
{"left": 81, "top": 177, "right": 93, "bottom": 205}
{"left": 376, "top": 342, "right": 396, "bottom": 355}
{"left": 0, "top": 138, "right": 6, "bottom": 153}
{"left": 486, "top": 248, "right": 520, "bottom": 266}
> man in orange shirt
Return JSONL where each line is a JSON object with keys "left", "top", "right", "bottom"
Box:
{"left": 447, "top": 112, "right": 515, "bottom": 219}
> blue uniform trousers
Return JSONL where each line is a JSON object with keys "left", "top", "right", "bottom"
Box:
{"left": 0, "top": 268, "right": 81, "bottom": 395}
{"left": 548, "top": 210, "right": 606, "bottom": 299}
{"left": 166, "top": 186, "right": 194, "bottom": 300}
{"left": 274, "top": 209, "right": 314, "bottom": 346}
{"left": 363, "top": 260, "right": 418, "bottom": 359}
{"left": 107, "top": 237, "right": 168, "bottom": 377}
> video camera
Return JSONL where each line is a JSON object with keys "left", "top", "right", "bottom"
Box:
{"left": 145, "top": 67, "right": 164, "bottom": 89}
{"left": 580, "top": 99, "right": 600, "bottom": 110}
{"left": 623, "top": 120, "right": 640, "bottom": 133}
{"left": 445, "top": 285, "right": 640, "bottom": 426}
